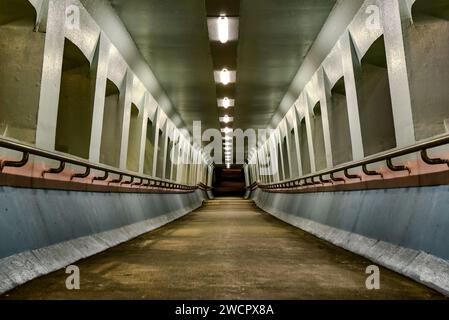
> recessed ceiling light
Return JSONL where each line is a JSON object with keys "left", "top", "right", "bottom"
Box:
{"left": 217, "top": 16, "right": 229, "bottom": 44}
{"left": 214, "top": 70, "right": 236, "bottom": 85}
{"left": 220, "top": 115, "right": 233, "bottom": 123}
{"left": 223, "top": 97, "right": 231, "bottom": 108}
{"left": 207, "top": 17, "right": 239, "bottom": 42}
{"left": 220, "top": 69, "right": 230, "bottom": 85}
{"left": 221, "top": 127, "right": 233, "bottom": 134}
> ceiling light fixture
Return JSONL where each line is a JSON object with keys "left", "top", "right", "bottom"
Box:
{"left": 217, "top": 16, "right": 229, "bottom": 44}
{"left": 222, "top": 115, "right": 231, "bottom": 124}
{"left": 221, "top": 128, "right": 233, "bottom": 134}
{"left": 220, "top": 68, "right": 230, "bottom": 85}
{"left": 223, "top": 97, "right": 231, "bottom": 109}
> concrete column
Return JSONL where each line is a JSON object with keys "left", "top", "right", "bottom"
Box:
{"left": 282, "top": 120, "right": 294, "bottom": 180}
{"left": 276, "top": 129, "right": 285, "bottom": 182}
{"left": 152, "top": 108, "right": 161, "bottom": 177}
{"left": 303, "top": 94, "right": 317, "bottom": 173}
{"left": 382, "top": 0, "right": 416, "bottom": 146}
{"left": 340, "top": 32, "right": 365, "bottom": 160}
{"left": 89, "top": 33, "right": 111, "bottom": 163}
{"left": 36, "top": 0, "right": 65, "bottom": 150}
{"left": 178, "top": 139, "right": 187, "bottom": 183}
{"left": 170, "top": 130, "right": 179, "bottom": 181}
{"left": 207, "top": 165, "right": 214, "bottom": 187}
{"left": 118, "top": 72, "right": 134, "bottom": 170}
{"left": 292, "top": 106, "right": 303, "bottom": 176}
{"left": 138, "top": 94, "right": 150, "bottom": 174}
{"left": 243, "top": 164, "right": 250, "bottom": 187}
{"left": 317, "top": 68, "right": 334, "bottom": 168}
{"left": 161, "top": 121, "right": 169, "bottom": 179}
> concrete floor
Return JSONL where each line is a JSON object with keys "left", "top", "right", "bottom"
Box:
{"left": 1, "top": 199, "right": 445, "bottom": 300}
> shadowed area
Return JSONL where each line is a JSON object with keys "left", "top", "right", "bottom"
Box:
{"left": 1, "top": 199, "right": 444, "bottom": 300}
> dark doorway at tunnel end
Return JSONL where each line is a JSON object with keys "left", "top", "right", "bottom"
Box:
{"left": 213, "top": 165, "right": 245, "bottom": 197}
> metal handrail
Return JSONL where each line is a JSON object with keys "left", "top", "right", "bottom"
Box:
{"left": 258, "top": 133, "right": 449, "bottom": 190}
{"left": 0, "top": 137, "right": 198, "bottom": 191}
{"left": 197, "top": 183, "right": 213, "bottom": 191}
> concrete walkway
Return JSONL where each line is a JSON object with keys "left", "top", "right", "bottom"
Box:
{"left": 1, "top": 199, "right": 445, "bottom": 299}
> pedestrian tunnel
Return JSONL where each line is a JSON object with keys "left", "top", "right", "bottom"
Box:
{"left": 1, "top": 0, "right": 449, "bottom": 300}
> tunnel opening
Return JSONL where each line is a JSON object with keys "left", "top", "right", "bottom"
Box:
{"left": 311, "top": 102, "right": 326, "bottom": 171}
{"left": 212, "top": 166, "right": 245, "bottom": 198}
{"left": 408, "top": 0, "right": 449, "bottom": 140}
{"left": 299, "top": 118, "right": 311, "bottom": 175}
{"left": 127, "top": 104, "right": 142, "bottom": 172}
{"left": 329, "top": 77, "right": 352, "bottom": 165}
{"left": 0, "top": 1, "right": 44, "bottom": 144}
{"left": 55, "top": 39, "right": 95, "bottom": 158}
{"left": 100, "top": 80, "right": 121, "bottom": 167}
{"left": 358, "top": 35, "right": 396, "bottom": 156}
{"left": 143, "top": 118, "right": 155, "bottom": 176}
{"left": 288, "top": 127, "right": 299, "bottom": 177}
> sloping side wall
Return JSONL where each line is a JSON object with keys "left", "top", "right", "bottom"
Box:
{"left": 252, "top": 187, "right": 449, "bottom": 296}
{"left": 0, "top": 187, "right": 206, "bottom": 294}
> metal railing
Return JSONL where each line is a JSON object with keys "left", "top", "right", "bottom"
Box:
{"left": 257, "top": 133, "right": 449, "bottom": 190}
{"left": 0, "top": 137, "right": 199, "bottom": 191}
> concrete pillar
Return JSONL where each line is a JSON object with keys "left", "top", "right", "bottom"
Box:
{"left": 317, "top": 68, "right": 334, "bottom": 168}
{"left": 118, "top": 72, "right": 134, "bottom": 170}
{"left": 161, "top": 121, "right": 169, "bottom": 179}
{"left": 152, "top": 108, "right": 161, "bottom": 177}
{"left": 35, "top": 0, "right": 65, "bottom": 150}
{"left": 138, "top": 94, "right": 150, "bottom": 174}
{"left": 170, "top": 129, "right": 179, "bottom": 181}
{"left": 382, "top": 0, "right": 416, "bottom": 146}
{"left": 292, "top": 106, "right": 303, "bottom": 176}
{"left": 340, "top": 31, "right": 365, "bottom": 160}
{"left": 303, "top": 94, "right": 317, "bottom": 173}
{"left": 282, "top": 120, "right": 294, "bottom": 180}
{"left": 276, "top": 129, "right": 285, "bottom": 181}
{"left": 88, "top": 33, "right": 110, "bottom": 163}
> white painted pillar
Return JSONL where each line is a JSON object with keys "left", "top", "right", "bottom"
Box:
{"left": 340, "top": 32, "right": 365, "bottom": 160}
{"left": 138, "top": 95, "right": 150, "bottom": 174}
{"left": 382, "top": 0, "right": 416, "bottom": 146}
{"left": 152, "top": 108, "right": 161, "bottom": 177}
{"left": 118, "top": 72, "right": 134, "bottom": 170}
{"left": 88, "top": 33, "right": 110, "bottom": 163}
{"left": 35, "top": 0, "right": 65, "bottom": 150}
{"left": 303, "top": 94, "right": 317, "bottom": 173}
{"left": 292, "top": 106, "right": 303, "bottom": 176}
{"left": 317, "top": 68, "right": 334, "bottom": 168}
{"left": 161, "top": 121, "right": 169, "bottom": 179}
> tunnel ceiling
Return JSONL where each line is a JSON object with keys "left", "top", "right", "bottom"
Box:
{"left": 235, "top": 0, "right": 337, "bottom": 131}
{"left": 109, "top": 0, "right": 337, "bottom": 134}
{"left": 109, "top": 0, "right": 219, "bottom": 133}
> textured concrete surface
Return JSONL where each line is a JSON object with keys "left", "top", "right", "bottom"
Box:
{"left": 1, "top": 199, "right": 444, "bottom": 300}
{"left": 252, "top": 188, "right": 449, "bottom": 296}
{"left": 0, "top": 187, "right": 205, "bottom": 260}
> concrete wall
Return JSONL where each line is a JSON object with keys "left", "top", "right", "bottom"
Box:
{"left": 329, "top": 78, "right": 352, "bottom": 165}
{"left": 406, "top": 2, "right": 449, "bottom": 141}
{"left": 0, "top": 187, "right": 206, "bottom": 294}
{"left": 252, "top": 188, "right": 449, "bottom": 295}
{"left": 0, "top": 0, "right": 44, "bottom": 145}
{"left": 0, "top": 0, "right": 211, "bottom": 185}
